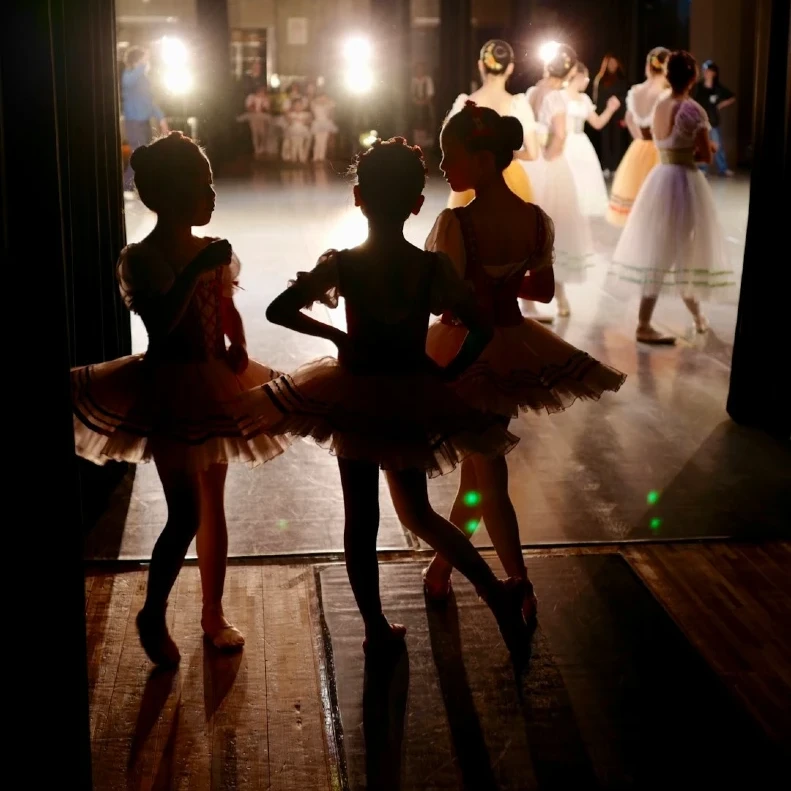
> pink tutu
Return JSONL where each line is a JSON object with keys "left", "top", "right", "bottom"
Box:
{"left": 72, "top": 354, "right": 292, "bottom": 471}
{"left": 427, "top": 318, "right": 627, "bottom": 418}
{"left": 233, "top": 356, "right": 519, "bottom": 477}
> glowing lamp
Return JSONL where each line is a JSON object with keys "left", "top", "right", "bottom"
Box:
{"left": 538, "top": 40, "right": 560, "bottom": 64}
{"left": 161, "top": 36, "right": 188, "bottom": 67}
{"left": 163, "top": 68, "right": 193, "bottom": 95}
{"left": 345, "top": 69, "right": 374, "bottom": 95}
{"left": 343, "top": 36, "right": 372, "bottom": 63}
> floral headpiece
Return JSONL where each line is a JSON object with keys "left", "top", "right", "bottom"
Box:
{"left": 464, "top": 101, "right": 495, "bottom": 138}
{"left": 481, "top": 42, "right": 505, "bottom": 73}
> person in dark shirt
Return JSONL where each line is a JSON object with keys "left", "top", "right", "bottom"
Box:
{"left": 692, "top": 60, "right": 735, "bottom": 176}
{"left": 592, "top": 54, "right": 628, "bottom": 177}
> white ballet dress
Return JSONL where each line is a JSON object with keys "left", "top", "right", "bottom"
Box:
{"left": 311, "top": 100, "right": 338, "bottom": 135}
{"left": 610, "top": 99, "right": 736, "bottom": 300}
{"left": 525, "top": 87, "right": 595, "bottom": 283}
{"left": 564, "top": 93, "right": 609, "bottom": 216}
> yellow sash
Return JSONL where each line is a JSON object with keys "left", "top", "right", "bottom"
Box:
{"left": 660, "top": 148, "right": 696, "bottom": 168}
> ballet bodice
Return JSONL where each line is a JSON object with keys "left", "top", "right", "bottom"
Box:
{"left": 426, "top": 207, "right": 555, "bottom": 329}
{"left": 566, "top": 94, "right": 593, "bottom": 134}
{"left": 117, "top": 241, "right": 238, "bottom": 364}
{"left": 653, "top": 98, "right": 710, "bottom": 152}
{"left": 626, "top": 84, "right": 671, "bottom": 139}
{"left": 291, "top": 249, "right": 475, "bottom": 375}
{"left": 311, "top": 100, "right": 332, "bottom": 122}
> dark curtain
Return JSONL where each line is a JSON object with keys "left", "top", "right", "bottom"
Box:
{"left": 438, "top": 0, "right": 473, "bottom": 133}
{"left": 727, "top": 0, "right": 791, "bottom": 439}
{"left": 0, "top": 0, "right": 128, "bottom": 785}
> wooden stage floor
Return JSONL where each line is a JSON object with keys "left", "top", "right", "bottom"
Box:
{"left": 85, "top": 541, "right": 791, "bottom": 790}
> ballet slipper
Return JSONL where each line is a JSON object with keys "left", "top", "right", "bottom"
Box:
{"left": 636, "top": 326, "right": 676, "bottom": 345}
{"left": 481, "top": 578, "right": 531, "bottom": 660}
{"left": 694, "top": 315, "right": 710, "bottom": 334}
{"left": 362, "top": 622, "right": 407, "bottom": 655}
{"left": 422, "top": 566, "right": 453, "bottom": 603}
{"left": 137, "top": 609, "right": 181, "bottom": 667}
{"left": 202, "top": 614, "right": 246, "bottom": 652}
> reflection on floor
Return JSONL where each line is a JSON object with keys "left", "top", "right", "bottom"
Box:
{"left": 84, "top": 543, "right": 791, "bottom": 790}
{"left": 84, "top": 170, "right": 790, "bottom": 560}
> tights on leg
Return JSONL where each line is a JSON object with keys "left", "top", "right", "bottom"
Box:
{"left": 314, "top": 131, "right": 329, "bottom": 161}
{"left": 196, "top": 464, "right": 244, "bottom": 648}
{"left": 386, "top": 468, "right": 498, "bottom": 594}
{"left": 426, "top": 454, "right": 526, "bottom": 585}
{"left": 138, "top": 453, "right": 201, "bottom": 664}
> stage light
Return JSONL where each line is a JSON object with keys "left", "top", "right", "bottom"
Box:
{"left": 161, "top": 36, "right": 188, "bottom": 67}
{"left": 343, "top": 36, "right": 372, "bottom": 63}
{"left": 359, "top": 129, "right": 378, "bottom": 148}
{"left": 163, "top": 68, "right": 193, "bottom": 95}
{"left": 345, "top": 69, "right": 374, "bottom": 95}
{"left": 270, "top": 73, "right": 281, "bottom": 89}
{"left": 539, "top": 40, "right": 560, "bottom": 64}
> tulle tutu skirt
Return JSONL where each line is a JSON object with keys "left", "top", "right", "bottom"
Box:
{"left": 427, "top": 319, "right": 626, "bottom": 418}
{"left": 533, "top": 154, "right": 596, "bottom": 283}
{"left": 232, "top": 357, "right": 519, "bottom": 477}
{"left": 610, "top": 163, "right": 737, "bottom": 300}
{"left": 448, "top": 159, "right": 534, "bottom": 209}
{"left": 311, "top": 118, "right": 338, "bottom": 134}
{"left": 606, "top": 139, "right": 659, "bottom": 227}
{"left": 72, "top": 355, "right": 291, "bottom": 471}
{"left": 564, "top": 132, "right": 609, "bottom": 217}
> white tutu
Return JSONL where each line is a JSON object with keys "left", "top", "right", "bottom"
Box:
{"left": 525, "top": 87, "right": 596, "bottom": 283}
{"left": 610, "top": 162, "right": 736, "bottom": 299}
{"left": 311, "top": 117, "right": 338, "bottom": 135}
{"left": 564, "top": 132, "right": 609, "bottom": 217}
{"left": 610, "top": 99, "right": 737, "bottom": 301}
{"left": 537, "top": 154, "right": 596, "bottom": 283}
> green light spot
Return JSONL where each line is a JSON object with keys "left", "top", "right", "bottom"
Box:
{"left": 277, "top": 519, "right": 289, "bottom": 531}
{"left": 646, "top": 490, "right": 660, "bottom": 506}
{"left": 465, "top": 519, "right": 480, "bottom": 535}
{"left": 649, "top": 517, "right": 662, "bottom": 530}
{"left": 463, "top": 490, "right": 481, "bottom": 507}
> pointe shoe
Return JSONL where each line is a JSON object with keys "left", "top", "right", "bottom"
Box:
{"left": 484, "top": 578, "right": 531, "bottom": 660}
{"left": 202, "top": 615, "right": 246, "bottom": 652}
{"left": 137, "top": 609, "right": 181, "bottom": 667}
{"left": 422, "top": 566, "right": 453, "bottom": 603}
{"left": 362, "top": 622, "right": 407, "bottom": 655}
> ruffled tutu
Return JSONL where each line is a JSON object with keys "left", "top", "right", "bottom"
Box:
{"left": 311, "top": 117, "right": 338, "bottom": 134}
{"left": 606, "top": 139, "right": 659, "bottom": 227}
{"left": 610, "top": 164, "right": 737, "bottom": 300}
{"left": 427, "top": 319, "right": 626, "bottom": 418}
{"left": 72, "top": 355, "right": 291, "bottom": 471}
{"left": 537, "top": 155, "right": 596, "bottom": 283}
{"left": 448, "top": 159, "right": 534, "bottom": 209}
{"left": 232, "top": 357, "right": 519, "bottom": 477}
{"left": 564, "top": 132, "right": 609, "bottom": 217}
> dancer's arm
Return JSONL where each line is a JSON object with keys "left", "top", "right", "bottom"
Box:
{"left": 625, "top": 110, "right": 642, "bottom": 140}
{"left": 587, "top": 95, "right": 621, "bottom": 130}
{"left": 266, "top": 254, "right": 347, "bottom": 350}
{"left": 544, "top": 112, "right": 567, "bottom": 161}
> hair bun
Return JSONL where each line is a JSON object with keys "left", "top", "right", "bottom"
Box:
{"left": 499, "top": 116, "right": 524, "bottom": 152}
{"left": 129, "top": 144, "right": 150, "bottom": 172}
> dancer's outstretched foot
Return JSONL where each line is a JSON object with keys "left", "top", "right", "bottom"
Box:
{"left": 362, "top": 617, "right": 407, "bottom": 655}
{"left": 202, "top": 610, "right": 246, "bottom": 652}
{"left": 137, "top": 608, "right": 180, "bottom": 667}
{"left": 422, "top": 564, "right": 452, "bottom": 603}
{"left": 482, "top": 578, "right": 531, "bottom": 659}
{"left": 636, "top": 326, "right": 676, "bottom": 345}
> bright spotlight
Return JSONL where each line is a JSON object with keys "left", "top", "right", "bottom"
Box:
{"left": 538, "top": 40, "right": 560, "bottom": 64}
{"left": 345, "top": 69, "right": 374, "bottom": 95}
{"left": 359, "top": 130, "right": 378, "bottom": 148}
{"left": 270, "top": 73, "right": 281, "bottom": 89}
{"left": 163, "top": 68, "right": 193, "bottom": 95}
{"left": 161, "top": 36, "right": 188, "bottom": 67}
{"left": 343, "top": 36, "right": 372, "bottom": 63}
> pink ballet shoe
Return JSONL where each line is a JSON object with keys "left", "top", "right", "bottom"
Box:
{"left": 422, "top": 566, "right": 453, "bottom": 603}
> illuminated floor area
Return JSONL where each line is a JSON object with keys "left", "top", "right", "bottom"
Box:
{"left": 84, "top": 170, "right": 789, "bottom": 560}
{"left": 84, "top": 543, "right": 791, "bottom": 790}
